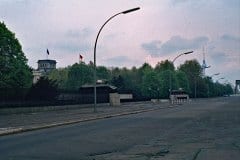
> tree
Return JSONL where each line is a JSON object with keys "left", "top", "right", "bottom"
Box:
{"left": 26, "top": 77, "right": 59, "bottom": 101}
{"left": 97, "top": 66, "right": 110, "bottom": 81}
{"left": 157, "top": 70, "right": 178, "bottom": 98}
{"left": 0, "top": 22, "right": 32, "bottom": 100}
{"left": 111, "top": 75, "right": 125, "bottom": 92}
{"left": 204, "top": 76, "right": 215, "bottom": 97}
{"left": 178, "top": 60, "right": 202, "bottom": 97}
{"left": 66, "top": 63, "right": 93, "bottom": 90}
{"left": 224, "top": 84, "right": 233, "bottom": 95}
{"left": 141, "top": 71, "right": 161, "bottom": 99}
{"left": 48, "top": 67, "right": 69, "bottom": 89}
{"left": 155, "top": 60, "right": 174, "bottom": 73}
{"left": 176, "top": 70, "right": 190, "bottom": 93}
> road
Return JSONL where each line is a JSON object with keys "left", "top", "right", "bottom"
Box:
{"left": 0, "top": 97, "right": 240, "bottom": 160}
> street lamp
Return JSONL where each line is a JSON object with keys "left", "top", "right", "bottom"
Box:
{"left": 210, "top": 73, "right": 220, "bottom": 77}
{"left": 217, "top": 77, "right": 225, "bottom": 82}
{"left": 172, "top": 51, "right": 194, "bottom": 63}
{"left": 169, "top": 51, "right": 194, "bottom": 95}
{"left": 93, "top": 7, "right": 140, "bottom": 112}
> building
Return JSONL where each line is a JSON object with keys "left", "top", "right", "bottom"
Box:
{"left": 78, "top": 84, "right": 117, "bottom": 103}
{"left": 32, "top": 59, "right": 57, "bottom": 83}
{"left": 32, "top": 70, "right": 42, "bottom": 84}
{"left": 57, "top": 84, "right": 118, "bottom": 104}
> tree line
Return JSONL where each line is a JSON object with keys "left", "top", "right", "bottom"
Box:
{"left": 47, "top": 59, "right": 233, "bottom": 100}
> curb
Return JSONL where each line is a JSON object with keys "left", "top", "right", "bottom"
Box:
{"left": 0, "top": 107, "right": 164, "bottom": 136}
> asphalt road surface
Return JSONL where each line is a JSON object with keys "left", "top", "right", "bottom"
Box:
{"left": 0, "top": 96, "right": 240, "bottom": 160}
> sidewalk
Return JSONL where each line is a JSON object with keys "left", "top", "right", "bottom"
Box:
{"left": 0, "top": 101, "right": 170, "bottom": 136}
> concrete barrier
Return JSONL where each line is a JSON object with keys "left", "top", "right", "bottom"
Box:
{"left": 109, "top": 93, "right": 120, "bottom": 106}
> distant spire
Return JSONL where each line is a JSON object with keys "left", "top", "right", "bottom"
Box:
{"left": 201, "top": 46, "right": 210, "bottom": 76}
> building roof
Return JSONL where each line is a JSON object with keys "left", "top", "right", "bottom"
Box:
{"left": 81, "top": 84, "right": 117, "bottom": 90}
{"left": 37, "top": 59, "right": 57, "bottom": 64}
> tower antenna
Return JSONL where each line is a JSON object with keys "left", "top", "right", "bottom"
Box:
{"left": 201, "top": 46, "right": 210, "bottom": 76}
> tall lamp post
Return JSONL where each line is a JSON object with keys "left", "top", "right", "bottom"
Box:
{"left": 169, "top": 51, "right": 193, "bottom": 94}
{"left": 93, "top": 7, "right": 140, "bottom": 112}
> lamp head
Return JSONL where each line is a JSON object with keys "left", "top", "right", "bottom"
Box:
{"left": 184, "top": 51, "right": 194, "bottom": 55}
{"left": 122, "top": 7, "right": 140, "bottom": 14}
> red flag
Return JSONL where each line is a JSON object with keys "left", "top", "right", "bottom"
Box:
{"left": 79, "top": 54, "right": 83, "bottom": 60}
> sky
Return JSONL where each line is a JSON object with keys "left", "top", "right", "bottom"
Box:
{"left": 0, "top": 0, "right": 239, "bottom": 85}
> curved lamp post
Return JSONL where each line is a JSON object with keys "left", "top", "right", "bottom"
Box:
{"left": 93, "top": 7, "right": 140, "bottom": 112}
{"left": 169, "top": 51, "right": 194, "bottom": 95}
{"left": 172, "top": 51, "right": 193, "bottom": 63}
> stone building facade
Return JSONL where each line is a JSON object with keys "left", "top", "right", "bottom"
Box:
{"left": 32, "top": 59, "right": 57, "bottom": 84}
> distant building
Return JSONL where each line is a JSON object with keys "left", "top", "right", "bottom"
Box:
{"left": 37, "top": 59, "right": 57, "bottom": 73}
{"left": 32, "top": 70, "right": 42, "bottom": 84}
{"left": 32, "top": 59, "right": 57, "bottom": 84}
{"left": 57, "top": 84, "right": 118, "bottom": 104}
{"left": 235, "top": 80, "right": 240, "bottom": 94}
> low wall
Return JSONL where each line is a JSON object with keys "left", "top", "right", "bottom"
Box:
{"left": 0, "top": 103, "right": 109, "bottom": 115}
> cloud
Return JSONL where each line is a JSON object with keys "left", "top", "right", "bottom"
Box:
{"left": 52, "top": 41, "right": 91, "bottom": 53}
{"left": 32, "top": 28, "right": 94, "bottom": 56}
{"left": 210, "top": 51, "right": 230, "bottom": 64}
{"left": 142, "top": 36, "right": 209, "bottom": 57}
{"left": 206, "top": 34, "right": 240, "bottom": 84}
{"left": 209, "top": 34, "right": 240, "bottom": 59}
{"left": 65, "top": 28, "right": 93, "bottom": 39}
{"left": 141, "top": 40, "right": 162, "bottom": 57}
{"left": 104, "top": 56, "right": 140, "bottom": 67}
{"left": 220, "top": 34, "right": 240, "bottom": 44}
{"left": 50, "top": 28, "right": 94, "bottom": 53}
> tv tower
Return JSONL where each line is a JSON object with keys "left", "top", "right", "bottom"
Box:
{"left": 201, "top": 46, "right": 210, "bottom": 76}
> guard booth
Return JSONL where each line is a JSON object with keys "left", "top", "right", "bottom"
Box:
{"left": 79, "top": 84, "right": 118, "bottom": 104}
{"left": 170, "top": 90, "right": 189, "bottom": 104}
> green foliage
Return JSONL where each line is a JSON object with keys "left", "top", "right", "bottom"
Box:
{"left": 0, "top": 22, "right": 32, "bottom": 88}
{"left": 66, "top": 63, "right": 93, "bottom": 90}
{"left": 44, "top": 58, "right": 233, "bottom": 99}
{"left": 111, "top": 75, "right": 125, "bottom": 91}
{"left": 26, "top": 77, "right": 59, "bottom": 101}
{"left": 155, "top": 60, "right": 174, "bottom": 72}
{"left": 0, "top": 22, "right": 32, "bottom": 100}
{"left": 196, "top": 78, "right": 208, "bottom": 97}
{"left": 157, "top": 70, "right": 178, "bottom": 98}
{"left": 97, "top": 66, "right": 111, "bottom": 81}
{"left": 224, "top": 84, "right": 233, "bottom": 95}
{"left": 141, "top": 71, "right": 161, "bottom": 98}
{"left": 178, "top": 60, "right": 202, "bottom": 97}
{"left": 48, "top": 67, "right": 69, "bottom": 89}
{"left": 176, "top": 70, "right": 190, "bottom": 93}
